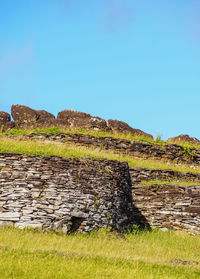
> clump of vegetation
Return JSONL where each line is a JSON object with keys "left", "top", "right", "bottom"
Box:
{"left": 167, "top": 140, "right": 200, "bottom": 150}
{"left": 0, "top": 125, "right": 4, "bottom": 134}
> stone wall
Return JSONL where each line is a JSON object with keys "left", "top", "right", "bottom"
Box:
{"left": 19, "top": 132, "right": 200, "bottom": 165}
{"left": 0, "top": 153, "right": 138, "bottom": 232}
{"left": 129, "top": 167, "right": 200, "bottom": 184}
{"left": 0, "top": 151, "right": 200, "bottom": 234}
{"left": 132, "top": 185, "right": 200, "bottom": 234}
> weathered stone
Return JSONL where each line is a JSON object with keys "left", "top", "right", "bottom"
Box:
{"left": 0, "top": 154, "right": 136, "bottom": 232}
{"left": 57, "top": 110, "right": 109, "bottom": 131}
{"left": 11, "top": 104, "right": 39, "bottom": 124}
{"left": 0, "top": 212, "right": 20, "bottom": 221}
{"left": 108, "top": 119, "right": 153, "bottom": 139}
{"left": 168, "top": 134, "right": 200, "bottom": 145}
{"left": 37, "top": 110, "right": 55, "bottom": 121}
{"left": 0, "top": 111, "right": 11, "bottom": 126}
{"left": 132, "top": 184, "right": 200, "bottom": 234}
{"left": 16, "top": 132, "right": 200, "bottom": 166}
{"left": 129, "top": 167, "right": 200, "bottom": 184}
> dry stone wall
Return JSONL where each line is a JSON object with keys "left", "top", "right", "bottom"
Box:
{"left": 129, "top": 167, "right": 200, "bottom": 184}
{"left": 20, "top": 132, "right": 200, "bottom": 165}
{"left": 132, "top": 185, "right": 200, "bottom": 234}
{"left": 0, "top": 154, "right": 138, "bottom": 232}
{"left": 1, "top": 133, "right": 200, "bottom": 234}
{"left": 0, "top": 150, "right": 200, "bottom": 233}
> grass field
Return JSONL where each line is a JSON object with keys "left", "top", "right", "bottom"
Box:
{"left": 0, "top": 131, "right": 200, "bottom": 278}
{"left": 0, "top": 227, "right": 200, "bottom": 279}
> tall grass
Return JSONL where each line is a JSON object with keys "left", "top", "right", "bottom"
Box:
{"left": 3, "top": 127, "right": 155, "bottom": 143}
{"left": 0, "top": 227, "right": 200, "bottom": 279}
{"left": 138, "top": 180, "right": 200, "bottom": 187}
{"left": 4, "top": 127, "right": 200, "bottom": 150}
{"left": 0, "top": 137, "right": 200, "bottom": 174}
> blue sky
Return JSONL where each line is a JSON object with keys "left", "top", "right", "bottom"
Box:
{"left": 0, "top": 0, "right": 200, "bottom": 139}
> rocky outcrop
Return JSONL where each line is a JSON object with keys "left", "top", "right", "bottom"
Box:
{"left": 3, "top": 105, "right": 153, "bottom": 138}
{"left": 57, "top": 110, "right": 109, "bottom": 131}
{"left": 33, "top": 110, "right": 57, "bottom": 129}
{"left": 2, "top": 121, "right": 15, "bottom": 131}
{"left": 0, "top": 111, "right": 10, "bottom": 125}
{"left": 168, "top": 134, "right": 200, "bottom": 146}
{"left": 0, "top": 111, "right": 15, "bottom": 131}
{"left": 108, "top": 119, "right": 153, "bottom": 140}
{"left": 11, "top": 104, "right": 39, "bottom": 124}
{"left": 37, "top": 110, "right": 55, "bottom": 121}
{"left": 11, "top": 105, "right": 67, "bottom": 129}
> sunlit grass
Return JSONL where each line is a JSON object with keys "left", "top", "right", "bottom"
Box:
{"left": 0, "top": 227, "right": 200, "bottom": 279}
{"left": 138, "top": 180, "right": 200, "bottom": 187}
{"left": 4, "top": 127, "right": 155, "bottom": 142}
{"left": 0, "top": 137, "right": 200, "bottom": 175}
{"left": 4, "top": 127, "right": 200, "bottom": 150}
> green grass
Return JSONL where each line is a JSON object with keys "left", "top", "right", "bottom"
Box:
{"left": 3, "top": 127, "right": 155, "bottom": 143}
{"left": 3, "top": 127, "right": 64, "bottom": 135}
{"left": 4, "top": 127, "right": 200, "bottom": 148}
{"left": 166, "top": 140, "right": 200, "bottom": 150}
{"left": 138, "top": 180, "right": 200, "bottom": 187}
{"left": 0, "top": 137, "right": 200, "bottom": 175}
{"left": 4, "top": 126, "right": 200, "bottom": 160}
{"left": 0, "top": 227, "right": 200, "bottom": 279}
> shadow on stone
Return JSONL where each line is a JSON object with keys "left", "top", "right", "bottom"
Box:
{"left": 68, "top": 217, "right": 85, "bottom": 233}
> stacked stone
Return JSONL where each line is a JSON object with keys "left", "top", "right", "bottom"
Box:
{"left": 132, "top": 185, "right": 200, "bottom": 234}
{"left": 129, "top": 167, "right": 200, "bottom": 184}
{"left": 14, "top": 132, "right": 200, "bottom": 165}
{"left": 0, "top": 154, "right": 135, "bottom": 232}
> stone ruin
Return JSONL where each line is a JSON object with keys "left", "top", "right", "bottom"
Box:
{"left": 0, "top": 104, "right": 153, "bottom": 139}
{"left": 0, "top": 154, "right": 146, "bottom": 232}
{"left": 1, "top": 104, "right": 200, "bottom": 234}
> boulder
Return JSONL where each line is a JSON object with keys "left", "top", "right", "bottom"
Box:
{"left": 0, "top": 111, "right": 11, "bottom": 126}
{"left": 168, "top": 134, "right": 200, "bottom": 146}
{"left": 108, "top": 119, "right": 153, "bottom": 140}
{"left": 3, "top": 121, "right": 15, "bottom": 131}
{"left": 57, "top": 110, "right": 109, "bottom": 131}
{"left": 31, "top": 119, "right": 67, "bottom": 130}
{"left": 11, "top": 104, "right": 39, "bottom": 124}
{"left": 37, "top": 110, "right": 55, "bottom": 121}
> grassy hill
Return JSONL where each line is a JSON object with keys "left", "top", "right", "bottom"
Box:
{"left": 1, "top": 128, "right": 200, "bottom": 278}
{"left": 1, "top": 127, "right": 200, "bottom": 186}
